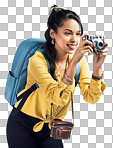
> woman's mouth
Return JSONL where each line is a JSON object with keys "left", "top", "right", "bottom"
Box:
{"left": 67, "top": 44, "right": 76, "bottom": 50}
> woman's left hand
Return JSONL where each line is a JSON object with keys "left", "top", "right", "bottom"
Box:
{"left": 93, "top": 42, "right": 108, "bottom": 76}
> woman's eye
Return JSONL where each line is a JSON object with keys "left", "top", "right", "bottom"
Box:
{"left": 65, "top": 32, "right": 71, "bottom": 35}
{"left": 76, "top": 33, "right": 81, "bottom": 36}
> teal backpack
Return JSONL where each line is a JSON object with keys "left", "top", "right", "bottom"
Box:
{"left": 5, "top": 38, "right": 80, "bottom": 110}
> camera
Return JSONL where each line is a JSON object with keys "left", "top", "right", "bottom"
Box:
{"left": 83, "top": 35, "right": 105, "bottom": 52}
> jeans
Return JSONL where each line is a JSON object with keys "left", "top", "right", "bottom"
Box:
{"left": 6, "top": 107, "right": 63, "bottom": 148}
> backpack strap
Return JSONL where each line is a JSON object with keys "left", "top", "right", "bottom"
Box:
{"left": 13, "top": 83, "right": 39, "bottom": 116}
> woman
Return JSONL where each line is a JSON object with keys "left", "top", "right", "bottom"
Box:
{"left": 6, "top": 5, "right": 108, "bottom": 148}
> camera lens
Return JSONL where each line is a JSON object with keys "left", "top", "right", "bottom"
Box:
{"left": 98, "top": 42, "right": 103, "bottom": 47}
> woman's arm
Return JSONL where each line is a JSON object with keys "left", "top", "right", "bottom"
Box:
{"left": 28, "top": 50, "right": 74, "bottom": 106}
{"left": 62, "top": 33, "right": 93, "bottom": 85}
{"left": 62, "top": 34, "right": 108, "bottom": 104}
{"left": 78, "top": 56, "right": 106, "bottom": 104}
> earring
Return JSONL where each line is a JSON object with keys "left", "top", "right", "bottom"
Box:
{"left": 51, "top": 37, "right": 55, "bottom": 45}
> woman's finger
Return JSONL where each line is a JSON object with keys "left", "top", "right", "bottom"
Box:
{"left": 104, "top": 42, "right": 108, "bottom": 48}
{"left": 80, "top": 33, "right": 89, "bottom": 43}
{"left": 82, "top": 40, "right": 93, "bottom": 47}
{"left": 100, "top": 52, "right": 107, "bottom": 57}
{"left": 100, "top": 48, "right": 108, "bottom": 54}
{"left": 84, "top": 45, "right": 93, "bottom": 53}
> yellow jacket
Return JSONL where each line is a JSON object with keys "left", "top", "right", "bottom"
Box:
{"left": 15, "top": 50, "right": 106, "bottom": 132}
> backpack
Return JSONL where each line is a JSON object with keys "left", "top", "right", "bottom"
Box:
{"left": 5, "top": 38, "right": 80, "bottom": 108}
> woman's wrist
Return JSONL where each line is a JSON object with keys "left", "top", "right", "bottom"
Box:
{"left": 62, "top": 73, "right": 74, "bottom": 85}
{"left": 93, "top": 66, "right": 102, "bottom": 77}
{"left": 92, "top": 73, "right": 103, "bottom": 81}
{"left": 62, "top": 77, "right": 73, "bottom": 85}
{"left": 61, "top": 57, "right": 77, "bottom": 85}
{"left": 65, "top": 72, "right": 74, "bottom": 83}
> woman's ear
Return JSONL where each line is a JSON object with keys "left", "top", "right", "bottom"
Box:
{"left": 49, "top": 29, "right": 56, "bottom": 39}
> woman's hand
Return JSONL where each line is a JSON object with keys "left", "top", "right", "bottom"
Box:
{"left": 93, "top": 42, "right": 108, "bottom": 77}
{"left": 73, "top": 33, "right": 108, "bottom": 77}
{"left": 73, "top": 33, "right": 93, "bottom": 64}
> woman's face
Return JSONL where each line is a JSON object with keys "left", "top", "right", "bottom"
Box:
{"left": 52, "top": 19, "right": 81, "bottom": 55}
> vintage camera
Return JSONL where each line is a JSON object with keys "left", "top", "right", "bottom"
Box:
{"left": 83, "top": 35, "right": 105, "bottom": 52}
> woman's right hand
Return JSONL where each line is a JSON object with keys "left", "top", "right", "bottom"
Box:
{"left": 73, "top": 33, "right": 93, "bottom": 64}
{"left": 63, "top": 33, "right": 94, "bottom": 84}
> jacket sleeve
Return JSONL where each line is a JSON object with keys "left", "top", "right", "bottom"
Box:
{"left": 28, "top": 50, "right": 74, "bottom": 106}
{"left": 78, "top": 56, "right": 106, "bottom": 104}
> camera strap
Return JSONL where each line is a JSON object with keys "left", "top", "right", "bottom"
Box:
{"left": 50, "top": 92, "right": 74, "bottom": 125}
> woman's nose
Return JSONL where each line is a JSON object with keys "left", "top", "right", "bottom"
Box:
{"left": 70, "top": 35, "right": 78, "bottom": 43}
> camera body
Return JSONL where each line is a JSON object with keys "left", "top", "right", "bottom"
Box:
{"left": 83, "top": 35, "right": 105, "bottom": 52}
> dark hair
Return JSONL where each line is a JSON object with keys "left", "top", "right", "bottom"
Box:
{"left": 44, "top": 5, "right": 83, "bottom": 81}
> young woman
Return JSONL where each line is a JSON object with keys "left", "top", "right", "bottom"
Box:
{"left": 6, "top": 5, "right": 108, "bottom": 148}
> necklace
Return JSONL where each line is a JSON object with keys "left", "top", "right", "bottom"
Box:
{"left": 56, "top": 55, "right": 69, "bottom": 69}
{"left": 57, "top": 64, "right": 65, "bottom": 69}
{"left": 59, "top": 65, "right": 62, "bottom": 69}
